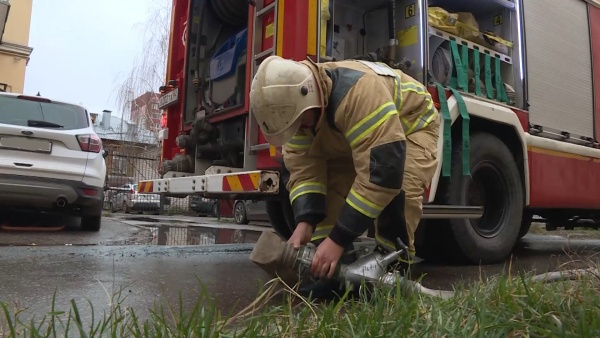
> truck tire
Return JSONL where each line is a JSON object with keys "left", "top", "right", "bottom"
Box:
{"left": 422, "top": 132, "right": 524, "bottom": 264}
{"left": 265, "top": 167, "right": 295, "bottom": 240}
{"left": 265, "top": 196, "right": 295, "bottom": 240}
{"left": 518, "top": 210, "right": 534, "bottom": 239}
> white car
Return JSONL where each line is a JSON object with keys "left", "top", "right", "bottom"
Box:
{"left": 108, "top": 183, "right": 161, "bottom": 214}
{"left": 0, "top": 92, "right": 107, "bottom": 231}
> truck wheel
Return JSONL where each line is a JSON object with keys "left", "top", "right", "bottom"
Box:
{"left": 265, "top": 167, "right": 295, "bottom": 240}
{"left": 432, "top": 132, "right": 524, "bottom": 264}
{"left": 518, "top": 210, "right": 534, "bottom": 238}
{"left": 265, "top": 197, "right": 295, "bottom": 240}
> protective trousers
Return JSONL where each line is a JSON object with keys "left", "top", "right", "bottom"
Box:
{"left": 310, "top": 117, "right": 440, "bottom": 256}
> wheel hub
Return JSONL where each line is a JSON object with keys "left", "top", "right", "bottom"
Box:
{"left": 467, "top": 162, "right": 508, "bottom": 238}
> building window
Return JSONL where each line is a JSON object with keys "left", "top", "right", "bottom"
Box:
{"left": 152, "top": 103, "right": 158, "bottom": 110}
{"left": 0, "top": 83, "right": 7, "bottom": 92}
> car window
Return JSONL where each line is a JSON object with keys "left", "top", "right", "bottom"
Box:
{"left": 0, "top": 96, "right": 89, "bottom": 130}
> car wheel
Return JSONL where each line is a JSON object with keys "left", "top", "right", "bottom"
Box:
{"left": 81, "top": 215, "right": 101, "bottom": 231}
{"left": 234, "top": 202, "right": 249, "bottom": 224}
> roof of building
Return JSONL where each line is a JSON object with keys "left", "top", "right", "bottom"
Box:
{"left": 93, "top": 114, "right": 158, "bottom": 145}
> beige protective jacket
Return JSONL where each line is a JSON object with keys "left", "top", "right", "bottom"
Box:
{"left": 283, "top": 59, "right": 439, "bottom": 248}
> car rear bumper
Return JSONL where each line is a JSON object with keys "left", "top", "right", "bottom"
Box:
{"left": 190, "top": 202, "right": 217, "bottom": 214}
{"left": 130, "top": 201, "right": 160, "bottom": 211}
{"left": 0, "top": 174, "right": 103, "bottom": 215}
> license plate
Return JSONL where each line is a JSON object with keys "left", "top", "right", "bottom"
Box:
{"left": 0, "top": 136, "right": 52, "bottom": 153}
{"left": 158, "top": 88, "right": 179, "bottom": 109}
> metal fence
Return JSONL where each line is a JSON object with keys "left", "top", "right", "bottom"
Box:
{"left": 102, "top": 146, "right": 192, "bottom": 215}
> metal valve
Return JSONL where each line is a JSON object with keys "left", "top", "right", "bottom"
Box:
{"left": 292, "top": 237, "right": 411, "bottom": 289}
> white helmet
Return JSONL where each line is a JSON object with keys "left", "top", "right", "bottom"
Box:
{"left": 249, "top": 55, "right": 322, "bottom": 146}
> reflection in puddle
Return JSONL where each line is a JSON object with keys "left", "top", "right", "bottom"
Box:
{"left": 0, "top": 211, "right": 68, "bottom": 230}
{"left": 144, "top": 224, "right": 265, "bottom": 245}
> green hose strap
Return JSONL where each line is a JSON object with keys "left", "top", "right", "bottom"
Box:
{"left": 449, "top": 50, "right": 457, "bottom": 89}
{"left": 494, "top": 57, "right": 509, "bottom": 103}
{"left": 461, "top": 43, "right": 469, "bottom": 92}
{"left": 484, "top": 54, "right": 494, "bottom": 99}
{"left": 473, "top": 49, "right": 482, "bottom": 97}
{"left": 449, "top": 40, "right": 468, "bottom": 91}
{"left": 435, "top": 83, "right": 452, "bottom": 177}
{"left": 449, "top": 87, "right": 471, "bottom": 176}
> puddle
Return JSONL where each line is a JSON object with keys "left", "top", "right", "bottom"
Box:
{"left": 122, "top": 216, "right": 161, "bottom": 223}
{"left": 0, "top": 210, "right": 70, "bottom": 229}
{"left": 139, "top": 223, "right": 267, "bottom": 246}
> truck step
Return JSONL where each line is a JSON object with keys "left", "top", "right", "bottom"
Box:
{"left": 422, "top": 205, "right": 483, "bottom": 219}
{"left": 256, "top": 2, "right": 275, "bottom": 17}
{"left": 254, "top": 48, "right": 275, "bottom": 60}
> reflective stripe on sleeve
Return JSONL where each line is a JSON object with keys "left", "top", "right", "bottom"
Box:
{"left": 345, "top": 102, "right": 399, "bottom": 147}
{"left": 395, "top": 79, "right": 428, "bottom": 113}
{"left": 285, "top": 134, "right": 312, "bottom": 150}
{"left": 401, "top": 81, "right": 428, "bottom": 96}
{"left": 311, "top": 224, "right": 334, "bottom": 241}
{"left": 393, "top": 76, "right": 401, "bottom": 109}
{"left": 289, "top": 182, "right": 327, "bottom": 203}
{"left": 405, "top": 99, "right": 437, "bottom": 134}
{"left": 346, "top": 188, "right": 384, "bottom": 219}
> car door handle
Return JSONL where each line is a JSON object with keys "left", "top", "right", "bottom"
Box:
{"left": 14, "top": 163, "right": 33, "bottom": 167}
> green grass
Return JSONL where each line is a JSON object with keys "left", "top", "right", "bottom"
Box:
{"left": 2, "top": 269, "right": 600, "bottom": 337}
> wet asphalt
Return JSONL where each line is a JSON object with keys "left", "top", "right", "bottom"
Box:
{"left": 0, "top": 215, "right": 152, "bottom": 247}
{"left": 1, "top": 214, "right": 600, "bottom": 323}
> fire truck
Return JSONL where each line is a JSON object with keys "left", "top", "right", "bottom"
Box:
{"left": 139, "top": 0, "right": 600, "bottom": 264}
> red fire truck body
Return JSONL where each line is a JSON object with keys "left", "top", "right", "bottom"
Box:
{"left": 140, "top": 0, "right": 600, "bottom": 264}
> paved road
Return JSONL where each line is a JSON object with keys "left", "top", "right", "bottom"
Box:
{"left": 2, "top": 215, "right": 600, "bottom": 325}
{"left": 0, "top": 213, "right": 153, "bottom": 246}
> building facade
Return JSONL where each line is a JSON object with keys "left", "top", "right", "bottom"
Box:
{"left": 0, "top": 0, "right": 33, "bottom": 93}
{"left": 130, "top": 92, "right": 162, "bottom": 132}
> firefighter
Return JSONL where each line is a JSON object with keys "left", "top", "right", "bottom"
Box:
{"left": 249, "top": 55, "right": 440, "bottom": 280}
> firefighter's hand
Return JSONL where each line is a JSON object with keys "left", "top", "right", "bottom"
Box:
{"left": 311, "top": 237, "right": 345, "bottom": 279}
{"left": 288, "top": 222, "right": 313, "bottom": 249}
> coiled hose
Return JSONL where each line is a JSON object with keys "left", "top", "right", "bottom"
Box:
{"left": 210, "top": 0, "right": 248, "bottom": 27}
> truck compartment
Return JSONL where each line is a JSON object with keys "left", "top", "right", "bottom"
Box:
{"left": 317, "top": 0, "right": 521, "bottom": 107}
{"left": 523, "top": 0, "right": 596, "bottom": 141}
{"left": 168, "top": 0, "right": 525, "bottom": 174}
{"left": 589, "top": 4, "right": 600, "bottom": 141}
{"left": 183, "top": 0, "right": 250, "bottom": 125}
{"left": 184, "top": 0, "right": 522, "bottom": 130}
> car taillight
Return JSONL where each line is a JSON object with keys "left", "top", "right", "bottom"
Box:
{"left": 77, "top": 134, "right": 102, "bottom": 153}
{"left": 81, "top": 188, "right": 99, "bottom": 196}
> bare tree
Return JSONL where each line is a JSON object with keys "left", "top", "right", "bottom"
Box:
{"left": 103, "top": 0, "right": 172, "bottom": 190}
{"left": 112, "top": 0, "right": 171, "bottom": 142}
